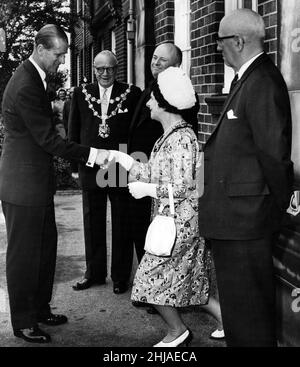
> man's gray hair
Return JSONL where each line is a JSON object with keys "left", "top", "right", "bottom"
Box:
{"left": 35, "top": 24, "right": 68, "bottom": 50}
{"left": 94, "top": 50, "right": 118, "bottom": 66}
{"left": 224, "top": 9, "right": 266, "bottom": 44}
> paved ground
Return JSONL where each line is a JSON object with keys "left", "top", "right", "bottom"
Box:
{"left": 0, "top": 191, "right": 225, "bottom": 348}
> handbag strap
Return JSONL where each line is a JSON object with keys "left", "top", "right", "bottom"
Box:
{"left": 158, "top": 183, "right": 175, "bottom": 216}
{"left": 168, "top": 183, "right": 175, "bottom": 216}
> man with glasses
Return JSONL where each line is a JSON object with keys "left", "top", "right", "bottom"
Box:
{"left": 69, "top": 50, "right": 141, "bottom": 294}
{"left": 199, "top": 9, "right": 293, "bottom": 346}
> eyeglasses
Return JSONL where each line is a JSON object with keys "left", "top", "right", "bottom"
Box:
{"left": 216, "top": 35, "right": 237, "bottom": 44}
{"left": 94, "top": 66, "right": 116, "bottom": 75}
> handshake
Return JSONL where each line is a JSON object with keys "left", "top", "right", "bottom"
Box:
{"left": 95, "top": 149, "right": 134, "bottom": 171}
{"left": 94, "top": 149, "right": 158, "bottom": 200}
{"left": 95, "top": 149, "right": 110, "bottom": 168}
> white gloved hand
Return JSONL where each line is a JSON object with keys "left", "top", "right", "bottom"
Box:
{"left": 72, "top": 172, "right": 79, "bottom": 179}
{"left": 108, "top": 150, "right": 134, "bottom": 171}
{"left": 128, "top": 182, "right": 158, "bottom": 199}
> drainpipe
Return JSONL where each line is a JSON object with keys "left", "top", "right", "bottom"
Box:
{"left": 127, "top": 0, "right": 135, "bottom": 84}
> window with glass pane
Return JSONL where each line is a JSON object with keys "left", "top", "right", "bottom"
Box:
{"left": 243, "top": 0, "right": 254, "bottom": 9}
{"left": 174, "top": 0, "right": 191, "bottom": 76}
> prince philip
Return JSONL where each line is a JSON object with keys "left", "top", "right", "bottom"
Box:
{"left": 0, "top": 24, "right": 107, "bottom": 343}
{"left": 69, "top": 50, "right": 141, "bottom": 294}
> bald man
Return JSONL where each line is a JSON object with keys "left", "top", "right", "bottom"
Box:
{"left": 69, "top": 51, "right": 141, "bottom": 294}
{"left": 128, "top": 44, "right": 199, "bottom": 294}
{"left": 199, "top": 9, "right": 293, "bottom": 347}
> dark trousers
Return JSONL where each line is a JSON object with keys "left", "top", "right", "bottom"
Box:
{"left": 210, "top": 236, "right": 277, "bottom": 347}
{"left": 2, "top": 201, "right": 57, "bottom": 330}
{"left": 82, "top": 187, "right": 133, "bottom": 283}
{"left": 128, "top": 196, "right": 152, "bottom": 263}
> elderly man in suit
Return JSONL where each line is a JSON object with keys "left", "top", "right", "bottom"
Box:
{"left": 0, "top": 24, "right": 106, "bottom": 343}
{"left": 199, "top": 9, "right": 294, "bottom": 347}
{"left": 69, "top": 51, "right": 141, "bottom": 294}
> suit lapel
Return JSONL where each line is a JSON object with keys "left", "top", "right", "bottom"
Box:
{"left": 23, "top": 60, "right": 53, "bottom": 115}
{"left": 205, "top": 53, "right": 268, "bottom": 145}
{"left": 107, "top": 81, "right": 123, "bottom": 116}
{"left": 85, "top": 83, "right": 101, "bottom": 116}
{"left": 129, "top": 87, "right": 150, "bottom": 134}
{"left": 23, "top": 59, "right": 47, "bottom": 95}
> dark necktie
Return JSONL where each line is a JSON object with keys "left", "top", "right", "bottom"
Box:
{"left": 45, "top": 74, "right": 56, "bottom": 101}
{"left": 229, "top": 74, "right": 239, "bottom": 94}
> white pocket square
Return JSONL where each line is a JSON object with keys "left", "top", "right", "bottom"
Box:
{"left": 227, "top": 109, "right": 238, "bottom": 119}
{"left": 118, "top": 108, "right": 128, "bottom": 113}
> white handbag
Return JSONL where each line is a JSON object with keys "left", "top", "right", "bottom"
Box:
{"left": 144, "top": 184, "right": 176, "bottom": 257}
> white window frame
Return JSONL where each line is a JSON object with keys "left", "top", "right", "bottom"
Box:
{"left": 111, "top": 30, "right": 116, "bottom": 55}
{"left": 76, "top": 0, "right": 82, "bottom": 14}
{"left": 223, "top": 0, "right": 258, "bottom": 93}
{"left": 91, "top": 45, "right": 95, "bottom": 83}
{"left": 174, "top": 0, "right": 191, "bottom": 76}
{"left": 76, "top": 53, "right": 80, "bottom": 86}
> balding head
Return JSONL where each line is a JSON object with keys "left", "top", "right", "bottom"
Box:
{"left": 220, "top": 9, "right": 265, "bottom": 46}
{"left": 151, "top": 43, "right": 182, "bottom": 79}
{"left": 217, "top": 9, "right": 265, "bottom": 72}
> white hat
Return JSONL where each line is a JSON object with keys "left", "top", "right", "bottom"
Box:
{"left": 157, "top": 67, "right": 196, "bottom": 110}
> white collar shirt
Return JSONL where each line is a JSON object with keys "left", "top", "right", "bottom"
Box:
{"left": 98, "top": 84, "right": 113, "bottom": 102}
{"left": 29, "top": 56, "right": 47, "bottom": 90}
{"left": 237, "top": 52, "right": 264, "bottom": 80}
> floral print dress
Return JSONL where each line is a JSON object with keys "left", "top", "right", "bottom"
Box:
{"left": 130, "top": 121, "right": 211, "bottom": 307}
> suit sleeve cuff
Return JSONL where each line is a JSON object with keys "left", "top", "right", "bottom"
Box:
{"left": 86, "top": 148, "right": 98, "bottom": 168}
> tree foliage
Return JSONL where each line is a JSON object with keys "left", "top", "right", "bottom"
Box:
{"left": 0, "top": 0, "right": 73, "bottom": 106}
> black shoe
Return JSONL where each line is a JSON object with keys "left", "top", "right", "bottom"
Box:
{"left": 132, "top": 301, "right": 148, "bottom": 308}
{"left": 14, "top": 326, "right": 51, "bottom": 343}
{"left": 113, "top": 282, "right": 128, "bottom": 294}
{"left": 38, "top": 313, "right": 68, "bottom": 326}
{"left": 72, "top": 278, "right": 105, "bottom": 291}
{"left": 146, "top": 305, "right": 159, "bottom": 314}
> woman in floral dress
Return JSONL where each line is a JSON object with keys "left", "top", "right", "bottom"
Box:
{"left": 106, "top": 67, "right": 213, "bottom": 347}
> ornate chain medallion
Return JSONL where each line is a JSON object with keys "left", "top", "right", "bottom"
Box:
{"left": 81, "top": 80, "right": 132, "bottom": 138}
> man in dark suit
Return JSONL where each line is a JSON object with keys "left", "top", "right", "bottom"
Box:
{"left": 0, "top": 25, "right": 106, "bottom": 343}
{"left": 128, "top": 43, "right": 199, "bottom": 312}
{"left": 69, "top": 51, "right": 141, "bottom": 294}
{"left": 199, "top": 9, "right": 294, "bottom": 347}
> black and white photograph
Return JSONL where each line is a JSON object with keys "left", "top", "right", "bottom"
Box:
{"left": 0, "top": 0, "right": 299, "bottom": 355}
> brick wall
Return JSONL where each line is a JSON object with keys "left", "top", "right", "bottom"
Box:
{"left": 258, "top": 0, "right": 278, "bottom": 65}
{"left": 154, "top": 0, "right": 175, "bottom": 44}
{"left": 116, "top": 0, "right": 128, "bottom": 83}
{"left": 191, "top": 0, "right": 225, "bottom": 144}
{"left": 258, "top": 0, "right": 279, "bottom": 65}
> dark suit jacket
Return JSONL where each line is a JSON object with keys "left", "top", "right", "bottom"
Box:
{"left": 128, "top": 81, "right": 200, "bottom": 157}
{"left": 0, "top": 59, "right": 90, "bottom": 207}
{"left": 199, "top": 53, "right": 294, "bottom": 240}
{"left": 68, "top": 81, "right": 142, "bottom": 190}
{"left": 63, "top": 98, "right": 71, "bottom": 133}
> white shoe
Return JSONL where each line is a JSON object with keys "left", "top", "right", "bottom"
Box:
{"left": 154, "top": 329, "right": 191, "bottom": 347}
{"left": 210, "top": 329, "right": 225, "bottom": 340}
